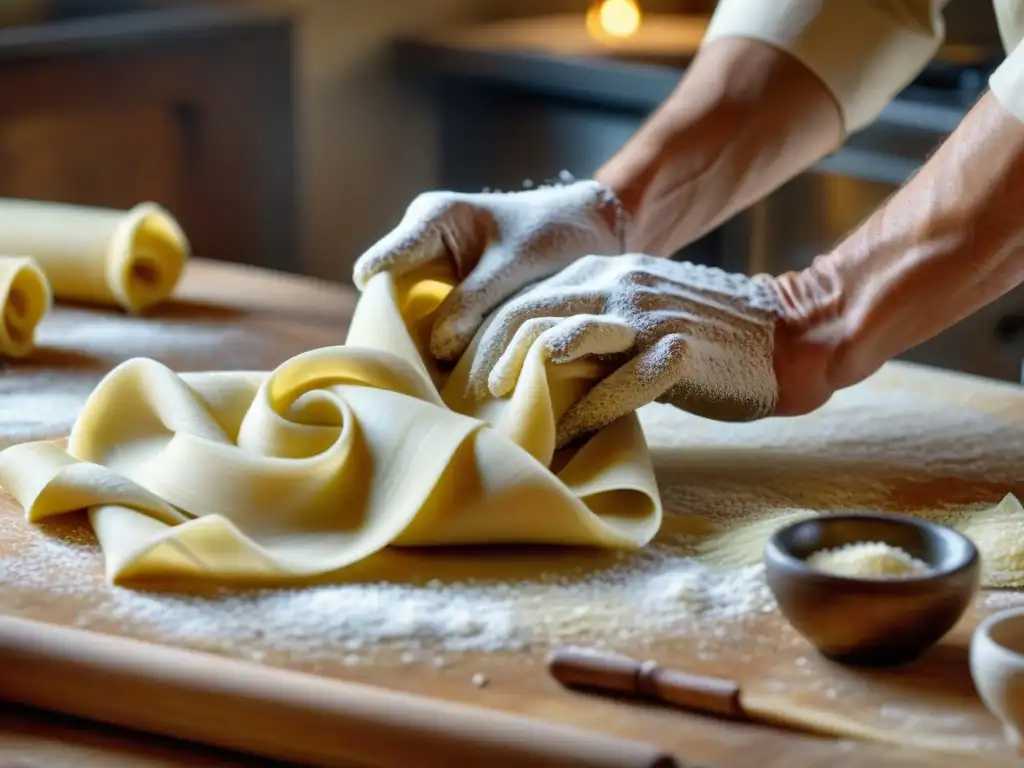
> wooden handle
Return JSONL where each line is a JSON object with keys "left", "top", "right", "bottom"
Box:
{"left": 547, "top": 647, "right": 746, "bottom": 720}
{"left": 0, "top": 615, "right": 678, "bottom": 768}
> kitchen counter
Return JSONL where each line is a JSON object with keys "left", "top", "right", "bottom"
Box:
{"left": 0, "top": 259, "right": 350, "bottom": 767}
{"left": 0, "top": 259, "right": 1023, "bottom": 766}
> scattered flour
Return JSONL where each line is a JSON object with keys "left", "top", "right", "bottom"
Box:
{"left": 471, "top": 673, "right": 489, "bottom": 688}
{"left": 0, "top": 377, "right": 1018, "bottom": 669}
{"left": 35, "top": 307, "right": 246, "bottom": 354}
{"left": 806, "top": 541, "right": 932, "bottom": 579}
{"left": 0, "top": 511, "right": 775, "bottom": 666}
{"left": 982, "top": 589, "right": 1024, "bottom": 610}
{"left": 0, "top": 379, "right": 93, "bottom": 443}
{"left": 0, "top": 307, "right": 1015, "bottom": 757}
{"left": 642, "top": 564, "right": 773, "bottom": 618}
{"left": 0, "top": 341, "right": 1022, "bottom": 684}
{"left": 0, "top": 303, "right": 282, "bottom": 446}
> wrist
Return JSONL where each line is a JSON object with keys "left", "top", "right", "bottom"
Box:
{"left": 593, "top": 82, "right": 740, "bottom": 255}
{"left": 770, "top": 254, "right": 874, "bottom": 393}
{"left": 787, "top": 91, "right": 1024, "bottom": 393}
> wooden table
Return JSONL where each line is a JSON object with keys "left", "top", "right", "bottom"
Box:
{"left": 0, "top": 259, "right": 350, "bottom": 767}
{"left": 0, "top": 258, "right": 1021, "bottom": 767}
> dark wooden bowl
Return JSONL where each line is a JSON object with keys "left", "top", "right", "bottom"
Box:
{"left": 764, "top": 513, "right": 981, "bottom": 667}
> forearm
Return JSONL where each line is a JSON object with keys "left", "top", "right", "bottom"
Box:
{"left": 594, "top": 0, "right": 946, "bottom": 257}
{"left": 779, "top": 91, "right": 1024, "bottom": 390}
{"left": 594, "top": 36, "right": 843, "bottom": 256}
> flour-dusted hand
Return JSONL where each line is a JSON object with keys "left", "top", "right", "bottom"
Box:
{"left": 468, "top": 254, "right": 784, "bottom": 446}
{"left": 352, "top": 179, "right": 628, "bottom": 361}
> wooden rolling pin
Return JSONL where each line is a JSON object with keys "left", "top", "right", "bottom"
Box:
{"left": 0, "top": 615, "right": 679, "bottom": 768}
{"left": 548, "top": 646, "right": 749, "bottom": 721}
{"left": 547, "top": 647, "right": 1004, "bottom": 757}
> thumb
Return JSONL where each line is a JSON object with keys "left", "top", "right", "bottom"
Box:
{"left": 429, "top": 248, "right": 519, "bottom": 361}
{"left": 353, "top": 218, "right": 444, "bottom": 290}
{"left": 353, "top": 193, "right": 465, "bottom": 289}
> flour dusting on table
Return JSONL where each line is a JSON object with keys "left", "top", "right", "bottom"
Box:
{"left": 1, "top": 367, "right": 1023, "bottom": 675}
{"left": 0, "top": 511, "right": 775, "bottom": 664}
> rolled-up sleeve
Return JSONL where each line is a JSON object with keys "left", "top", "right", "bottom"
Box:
{"left": 702, "top": 0, "right": 949, "bottom": 133}
{"left": 991, "top": 39, "right": 1024, "bottom": 123}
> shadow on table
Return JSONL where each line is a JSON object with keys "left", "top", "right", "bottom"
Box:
{"left": 7, "top": 346, "right": 107, "bottom": 370}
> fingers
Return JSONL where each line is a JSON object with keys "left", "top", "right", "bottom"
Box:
{"left": 465, "top": 299, "right": 567, "bottom": 399}
{"left": 487, "top": 316, "right": 563, "bottom": 398}
{"left": 556, "top": 333, "right": 689, "bottom": 448}
{"left": 486, "top": 314, "right": 636, "bottom": 398}
{"left": 429, "top": 249, "right": 517, "bottom": 362}
{"left": 352, "top": 221, "right": 443, "bottom": 291}
{"left": 542, "top": 314, "right": 636, "bottom": 364}
{"left": 465, "top": 290, "right": 603, "bottom": 398}
{"left": 428, "top": 251, "right": 618, "bottom": 363}
{"left": 352, "top": 194, "right": 455, "bottom": 290}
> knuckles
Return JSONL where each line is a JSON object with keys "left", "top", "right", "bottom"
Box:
{"left": 404, "top": 191, "right": 468, "bottom": 222}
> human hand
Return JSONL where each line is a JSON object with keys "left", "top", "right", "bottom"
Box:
{"left": 768, "top": 262, "right": 856, "bottom": 418}
{"left": 352, "top": 179, "right": 627, "bottom": 362}
{"left": 465, "top": 254, "right": 785, "bottom": 447}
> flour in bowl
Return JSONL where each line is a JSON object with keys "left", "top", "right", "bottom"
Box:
{"left": 807, "top": 542, "right": 932, "bottom": 579}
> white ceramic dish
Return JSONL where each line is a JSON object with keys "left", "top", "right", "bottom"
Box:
{"left": 970, "top": 606, "right": 1024, "bottom": 748}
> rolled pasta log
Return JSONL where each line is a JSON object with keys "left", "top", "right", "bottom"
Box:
{"left": 0, "top": 199, "right": 190, "bottom": 313}
{"left": 0, "top": 255, "right": 51, "bottom": 358}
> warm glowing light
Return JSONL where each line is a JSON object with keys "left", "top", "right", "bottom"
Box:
{"left": 586, "top": 0, "right": 642, "bottom": 40}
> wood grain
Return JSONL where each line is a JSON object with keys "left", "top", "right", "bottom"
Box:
{"left": 0, "top": 6, "right": 297, "bottom": 273}
{"left": 0, "top": 105, "right": 184, "bottom": 212}
{"left": 0, "top": 259, "right": 1022, "bottom": 767}
{"left": 0, "top": 614, "right": 674, "bottom": 768}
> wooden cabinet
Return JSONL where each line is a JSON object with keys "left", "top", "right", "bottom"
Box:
{"left": 0, "top": 6, "right": 298, "bottom": 272}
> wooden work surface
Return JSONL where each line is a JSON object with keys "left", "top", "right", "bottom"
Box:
{"left": 1, "top": 258, "right": 1024, "bottom": 767}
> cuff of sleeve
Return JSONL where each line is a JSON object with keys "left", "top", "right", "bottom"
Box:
{"left": 990, "top": 41, "right": 1024, "bottom": 124}
{"left": 703, "top": 1, "right": 945, "bottom": 133}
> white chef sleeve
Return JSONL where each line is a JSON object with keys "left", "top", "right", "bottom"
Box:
{"left": 990, "top": 38, "right": 1024, "bottom": 123}
{"left": 702, "top": 0, "right": 949, "bottom": 133}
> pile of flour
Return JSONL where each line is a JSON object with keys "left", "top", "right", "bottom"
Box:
{"left": 0, "top": 512, "right": 775, "bottom": 666}
{"left": 807, "top": 541, "right": 932, "bottom": 578}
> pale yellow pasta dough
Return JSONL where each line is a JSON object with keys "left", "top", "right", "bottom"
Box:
{"left": 0, "top": 199, "right": 189, "bottom": 313}
{"left": 0, "top": 255, "right": 51, "bottom": 358}
{"left": 0, "top": 263, "right": 661, "bottom": 585}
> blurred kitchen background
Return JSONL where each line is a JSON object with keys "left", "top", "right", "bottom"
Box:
{"left": 1, "top": 0, "right": 1021, "bottom": 381}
